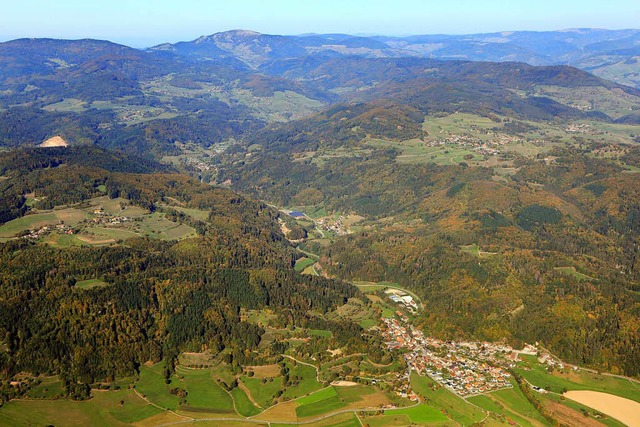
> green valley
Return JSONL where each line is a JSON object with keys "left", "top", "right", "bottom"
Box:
{"left": 1, "top": 17, "right": 640, "bottom": 427}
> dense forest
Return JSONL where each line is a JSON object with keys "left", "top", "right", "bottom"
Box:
{"left": 292, "top": 153, "right": 640, "bottom": 376}
{"left": 0, "top": 148, "right": 374, "bottom": 402}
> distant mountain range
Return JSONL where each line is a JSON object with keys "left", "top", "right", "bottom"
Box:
{"left": 146, "top": 28, "right": 640, "bottom": 87}
{"left": 1, "top": 28, "right": 640, "bottom": 155}
{"left": 2, "top": 28, "right": 638, "bottom": 88}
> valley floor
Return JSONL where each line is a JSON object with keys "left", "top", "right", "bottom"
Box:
{"left": 2, "top": 280, "right": 638, "bottom": 426}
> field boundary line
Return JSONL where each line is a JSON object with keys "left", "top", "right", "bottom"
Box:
{"left": 132, "top": 387, "right": 193, "bottom": 421}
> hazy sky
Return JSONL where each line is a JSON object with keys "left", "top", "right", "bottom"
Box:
{"left": 1, "top": 0, "right": 639, "bottom": 47}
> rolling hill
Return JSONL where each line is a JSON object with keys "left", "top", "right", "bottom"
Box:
{"left": 1, "top": 28, "right": 640, "bottom": 389}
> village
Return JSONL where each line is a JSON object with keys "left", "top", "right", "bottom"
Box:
{"left": 180, "top": 155, "right": 214, "bottom": 173}
{"left": 565, "top": 122, "right": 597, "bottom": 133}
{"left": 21, "top": 208, "right": 134, "bottom": 241}
{"left": 381, "top": 316, "right": 514, "bottom": 397}
{"left": 426, "top": 131, "right": 523, "bottom": 157}
{"left": 23, "top": 223, "right": 74, "bottom": 239}
{"left": 315, "top": 215, "right": 351, "bottom": 236}
{"left": 379, "top": 290, "right": 553, "bottom": 399}
{"left": 91, "top": 207, "right": 133, "bottom": 225}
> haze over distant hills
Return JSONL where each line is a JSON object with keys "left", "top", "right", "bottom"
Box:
{"left": 1, "top": 28, "right": 639, "bottom": 87}
{"left": 1, "top": 27, "right": 640, "bottom": 161}
{"left": 147, "top": 28, "right": 640, "bottom": 87}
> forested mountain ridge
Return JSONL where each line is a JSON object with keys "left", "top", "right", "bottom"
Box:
{"left": 150, "top": 28, "right": 640, "bottom": 87}
{"left": 2, "top": 34, "right": 639, "bottom": 159}
{"left": 0, "top": 147, "right": 375, "bottom": 402}
{"left": 215, "top": 109, "right": 640, "bottom": 378}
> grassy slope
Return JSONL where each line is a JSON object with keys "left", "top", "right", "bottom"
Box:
{"left": 410, "top": 373, "right": 485, "bottom": 425}
{"left": 242, "top": 376, "right": 283, "bottom": 408}
{"left": 515, "top": 356, "right": 640, "bottom": 402}
{"left": 282, "top": 363, "right": 323, "bottom": 400}
{"left": 0, "top": 389, "right": 161, "bottom": 426}
{"left": 468, "top": 380, "right": 547, "bottom": 427}
{"left": 136, "top": 363, "right": 181, "bottom": 410}
{"left": 296, "top": 387, "right": 345, "bottom": 418}
{"left": 383, "top": 404, "right": 452, "bottom": 424}
{"left": 231, "top": 387, "right": 261, "bottom": 417}
{"left": 176, "top": 367, "right": 234, "bottom": 413}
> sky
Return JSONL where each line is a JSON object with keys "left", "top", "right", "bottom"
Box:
{"left": 1, "top": 0, "right": 639, "bottom": 47}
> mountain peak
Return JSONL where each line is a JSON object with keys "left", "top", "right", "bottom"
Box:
{"left": 193, "top": 30, "right": 266, "bottom": 45}
{"left": 224, "top": 29, "right": 263, "bottom": 37}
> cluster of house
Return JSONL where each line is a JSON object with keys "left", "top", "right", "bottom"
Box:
{"left": 92, "top": 208, "right": 132, "bottom": 225}
{"left": 182, "top": 156, "right": 213, "bottom": 172}
{"left": 538, "top": 352, "right": 565, "bottom": 370}
{"left": 473, "top": 145, "right": 501, "bottom": 156}
{"left": 382, "top": 317, "right": 517, "bottom": 397}
{"left": 394, "top": 373, "right": 420, "bottom": 402}
{"left": 385, "top": 290, "right": 418, "bottom": 313}
{"left": 24, "top": 223, "right": 74, "bottom": 239}
{"left": 565, "top": 123, "right": 595, "bottom": 133}
{"left": 429, "top": 131, "right": 518, "bottom": 147}
{"left": 424, "top": 133, "right": 518, "bottom": 159}
{"left": 119, "top": 109, "right": 160, "bottom": 124}
{"left": 316, "top": 215, "right": 350, "bottom": 236}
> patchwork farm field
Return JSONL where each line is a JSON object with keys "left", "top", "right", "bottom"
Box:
{"left": 468, "top": 380, "right": 547, "bottom": 427}
{"left": 0, "top": 208, "right": 86, "bottom": 238}
{"left": 0, "top": 196, "right": 197, "bottom": 245}
{"left": 4, "top": 350, "right": 640, "bottom": 426}
{"left": 541, "top": 392, "right": 628, "bottom": 427}
{"left": 367, "top": 138, "right": 485, "bottom": 165}
{"left": 361, "top": 112, "right": 640, "bottom": 173}
{"left": 2, "top": 229, "right": 638, "bottom": 427}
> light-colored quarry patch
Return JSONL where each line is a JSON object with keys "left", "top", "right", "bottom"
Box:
{"left": 39, "top": 136, "right": 68, "bottom": 148}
